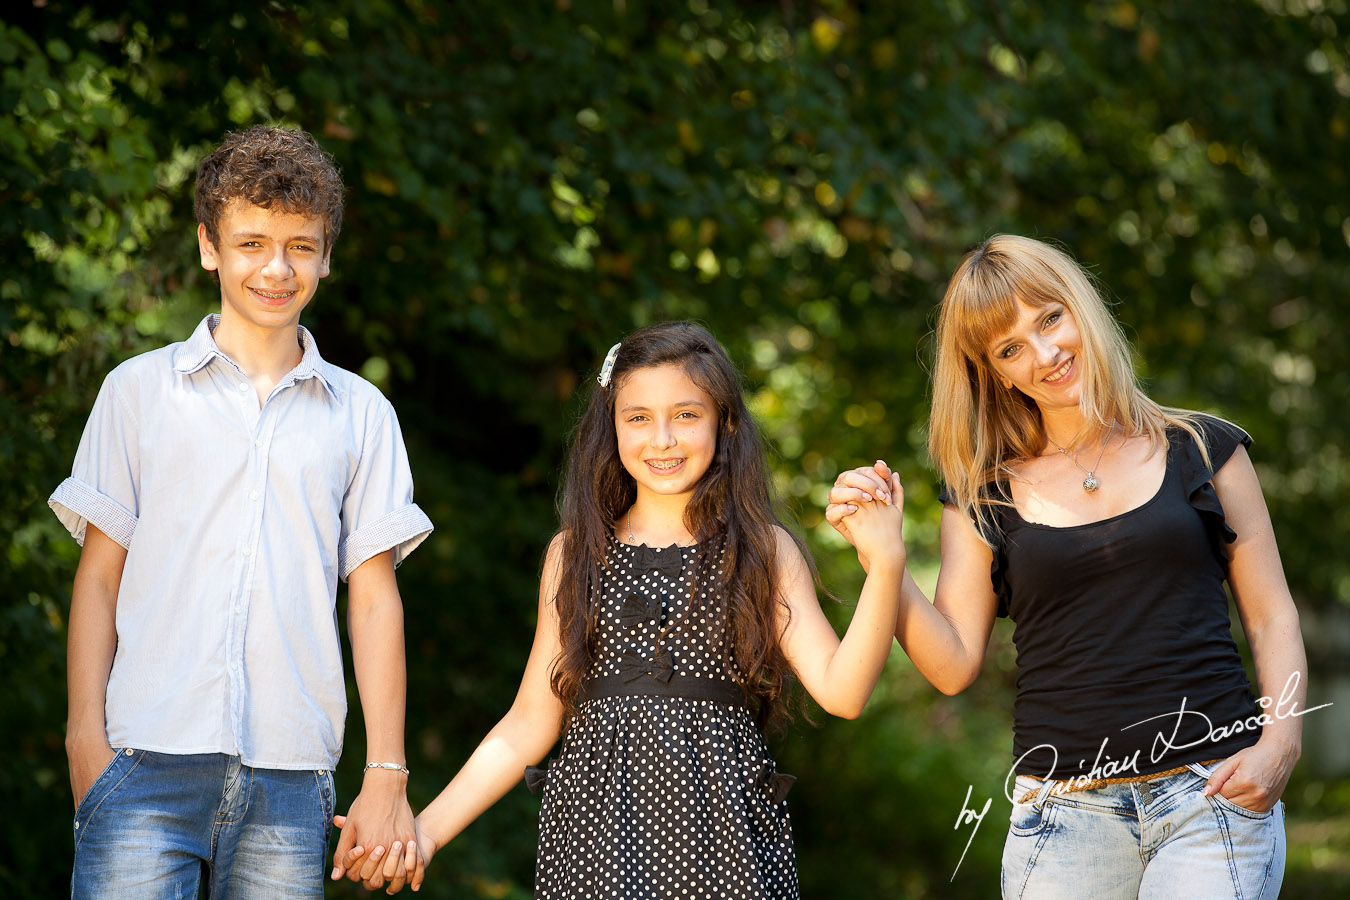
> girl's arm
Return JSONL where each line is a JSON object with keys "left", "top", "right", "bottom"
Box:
{"left": 775, "top": 491, "right": 906, "bottom": 719}
{"left": 359, "top": 534, "right": 569, "bottom": 892}
{"left": 1201, "top": 445, "right": 1307, "bottom": 811}
{"left": 827, "top": 464, "right": 1000, "bottom": 695}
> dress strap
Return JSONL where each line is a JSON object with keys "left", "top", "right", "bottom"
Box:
{"left": 578, "top": 674, "right": 751, "bottom": 709}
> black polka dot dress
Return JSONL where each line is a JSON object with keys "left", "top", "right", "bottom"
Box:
{"left": 531, "top": 537, "right": 799, "bottom": 900}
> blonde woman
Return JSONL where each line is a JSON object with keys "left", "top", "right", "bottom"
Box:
{"left": 828, "top": 235, "right": 1305, "bottom": 898}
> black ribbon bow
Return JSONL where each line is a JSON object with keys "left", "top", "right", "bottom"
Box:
{"left": 618, "top": 646, "right": 674, "bottom": 683}
{"left": 764, "top": 772, "right": 797, "bottom": 805}
{"left": 524, "top": 762, "right": 552, "bottom": 795}
{"left": 633, "top": 544, "right": 683, "bottom": 580}
{"left": 617, "top": 591, "right": 665, "bottom": 629}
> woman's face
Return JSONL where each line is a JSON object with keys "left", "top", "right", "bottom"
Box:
{"left": 987, "top": 298, "right": 1083, "bottom": 412}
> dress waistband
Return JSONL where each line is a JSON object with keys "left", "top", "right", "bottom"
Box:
{"left": 578, "top": 674, "right": 751, "bottom": 709}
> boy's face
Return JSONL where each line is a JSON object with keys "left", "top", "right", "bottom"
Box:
{"left": 198, "top": 199, "right": 331, "bottom": 334}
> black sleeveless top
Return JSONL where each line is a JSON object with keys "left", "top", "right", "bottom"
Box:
{"left": 948, "top": 416, "right": 1262, "bottom": 778}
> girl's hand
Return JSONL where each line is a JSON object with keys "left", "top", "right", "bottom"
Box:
{"left": 825, "top": 461, "right": 899, "bottom": 572}
{"left": 379, "top": 818, "right": 438, "bottom": 894}
{"left": 843, "top": 476, "right": 906, "bottom": 574}
{"left": 332, "top": 813, "right": 421, "bottom": 891}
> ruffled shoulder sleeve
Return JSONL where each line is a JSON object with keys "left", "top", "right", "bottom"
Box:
{"left": 1173, "top": 414, "right": 1252, "bottom": 557}
{"left": 938, "top": 483, "right": 1012, "bottom": 618}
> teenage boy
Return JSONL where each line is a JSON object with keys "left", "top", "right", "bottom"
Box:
{"left": 51, "top": 125, "right": 432, "bottom": 898}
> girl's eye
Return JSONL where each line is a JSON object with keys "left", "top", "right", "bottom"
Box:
{"left": 1043, "top": 311, "right": 1061, "bottom": 328}
{"left": 676, "top": 411, "right": 698, "bottom": 420}
{"left": 998, "top": 343, "right": 1020, "bottom": 359}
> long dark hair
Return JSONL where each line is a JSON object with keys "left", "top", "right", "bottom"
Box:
{"left": 549, "top": 322, "right": 805, "bottom": 726}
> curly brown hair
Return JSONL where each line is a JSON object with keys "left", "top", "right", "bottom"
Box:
{"left": 194, "top": 125, "right": 344, "bottom": 249}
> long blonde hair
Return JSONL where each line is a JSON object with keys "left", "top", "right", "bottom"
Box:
{"left": 928, "top": 234, "right": 1209, "bottom": 540}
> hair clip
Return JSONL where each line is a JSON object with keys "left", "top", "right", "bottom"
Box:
{"left": 597, "top": 342, "right": 621, "bottom": 388}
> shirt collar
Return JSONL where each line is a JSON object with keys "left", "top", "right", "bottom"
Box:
{"left": 171, "top": 314, "right": 339, "bottom": 399}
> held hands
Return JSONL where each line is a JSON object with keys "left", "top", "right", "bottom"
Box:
{"left": 331, "top": 769, "right": 419, "bottom": 891}
{"left": 825, "top": 461, "right": 905, "bottom": 573}
{"left": 1200, "top": 738, "right": 1300, "bottom": 813}
{"left": 333, "top": 814, "right": 436, "bottom": 894}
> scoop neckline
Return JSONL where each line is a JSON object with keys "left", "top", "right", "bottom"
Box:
{"left": 609, "top": 533, "right": 705, "bottom": 551}
{"left": 1006, "top": 438, "right": 1174, "bottom": 532}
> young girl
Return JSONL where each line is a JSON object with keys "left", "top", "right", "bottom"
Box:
{"left": 338, "top": 322, "right": 906, "bottom": 896}
{"left": 828, "top": 236, "right": 1305, "bottom": 898}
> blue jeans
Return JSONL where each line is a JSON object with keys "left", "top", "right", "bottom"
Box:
{"left": 1002, "top": 761, "right": 1285, "bottom": 900}
{"left": 71, "top": 749, "right": 334, "bottom": 900}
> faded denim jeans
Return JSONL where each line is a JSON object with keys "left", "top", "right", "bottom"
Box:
{"left": 72, "top": 749, "right": 334, "bottom": 900}
{"left": 1002, "top": 760, "right": 1285, "bottom": 900}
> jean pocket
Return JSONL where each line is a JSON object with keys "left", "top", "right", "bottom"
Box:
{"left": 74, "top": 748, "right": 130, "bottom": 816}
{"left": 1209, "top": 791, "right": 1277, "bottom": 820}
{"left": 1008, "top": 799, "right": 1053, "bottom": 836}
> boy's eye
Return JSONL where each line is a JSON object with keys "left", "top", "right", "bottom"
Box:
{"left": 676, "top": 411, "right": 698, "bottom": 419}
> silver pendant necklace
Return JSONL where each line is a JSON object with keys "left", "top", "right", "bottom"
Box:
{"left": 1047, "top": 425, "right": 1113, "bottom": 494}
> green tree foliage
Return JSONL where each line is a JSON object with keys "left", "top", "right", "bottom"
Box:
{"left": 3, "top": 1, "right": 1347, "bottom": 897}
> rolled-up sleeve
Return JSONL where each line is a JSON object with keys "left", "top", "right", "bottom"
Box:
{"left": 337, "top": 402, "right": 433, "bottom": 580}
{"left": 49, "top": 373, "right": 140, "bottom": 549}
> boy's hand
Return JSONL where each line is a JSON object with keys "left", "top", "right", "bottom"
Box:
{"left": 331, "top": 770, "right": 417, "bottom": 889}
{"left": 68, "top": 735, "right": 116, "bottom": 808}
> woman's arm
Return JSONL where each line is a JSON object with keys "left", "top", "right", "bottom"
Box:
{"left": 1202, "top": 445, "right": 1308, "bottom": 811}
{"left": 827, "top": 464, "right": 1000, "bottom": 695}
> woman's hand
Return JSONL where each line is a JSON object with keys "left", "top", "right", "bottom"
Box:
{"left": 1201, "top": 738, "right": 1300, "bottom": 813}
{"left": 825, "top": 461, "right": 900, "bottom": 572}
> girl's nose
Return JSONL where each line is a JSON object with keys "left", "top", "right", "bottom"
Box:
{"left": 651, "top": 420, "right": 677, "bottom": 450}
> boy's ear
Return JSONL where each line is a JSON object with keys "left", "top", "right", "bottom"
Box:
{"left": 320, "top": 241, "right": 332, "bottom": 278}
{"left": 197, "top": 223, "right": 220, "bottom": 272}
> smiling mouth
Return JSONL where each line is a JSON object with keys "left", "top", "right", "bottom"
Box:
{"left": 646, "top": 458, "right": 685, "bottom": 471}
{"left": 251, "top": 287, "right": 296, "bottom": 301}
{"left": 1043, "top": 358, "right": 1073, "bottom": 384}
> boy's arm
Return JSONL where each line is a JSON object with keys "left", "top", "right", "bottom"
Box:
{"left": 67, "top": 524, "right": 126, "bottom": 806}
{"left": 333, "top": 549, "right": 416, "bottom": 885}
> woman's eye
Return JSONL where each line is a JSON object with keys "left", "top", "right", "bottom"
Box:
{"left": 999, "top": 344, "right": 1020, "bottom": 359}
{"left": 1043, "top": 311, "right": 1061, "bottom": 327}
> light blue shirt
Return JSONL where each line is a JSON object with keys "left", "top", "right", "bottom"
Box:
{"left": 50, "top": 315, "right": 433, "bottom": 770}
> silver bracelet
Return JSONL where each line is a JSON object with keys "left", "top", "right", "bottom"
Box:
{"left": 364, "top": 761, "right": 410, "bottom": 775}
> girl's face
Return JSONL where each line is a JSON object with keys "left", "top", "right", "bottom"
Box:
{"left": 987, "top": 297, "right": 1083, "bottom": 412}
{"left": 613, "top": 363, "right": 719, "bottom": 503}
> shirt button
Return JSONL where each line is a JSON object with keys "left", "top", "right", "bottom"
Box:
{"left": 242, "top": 547, "right": 252, "bottom": 557}
{"left": 237, "top": 382, "right": 248, "bottom": 392}
{"left": 249, "top": 490, "right": 260, "bottom": 502}
{"left": 254, "top": 439, "right": 264, "bottom": 448}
